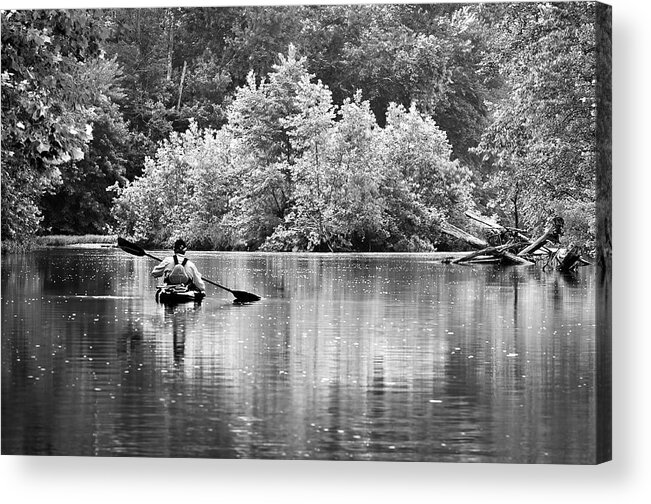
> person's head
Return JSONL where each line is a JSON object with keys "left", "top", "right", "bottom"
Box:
{"left": 173, "top": 239, "right": 188, "bottom": 254}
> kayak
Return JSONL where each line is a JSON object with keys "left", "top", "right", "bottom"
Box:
{"left": 156, "top": 285, "right": 204, "bottom": 304}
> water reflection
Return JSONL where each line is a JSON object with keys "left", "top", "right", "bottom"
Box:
{"left": 2, "top": 249, "right": 597, "bottom": 462}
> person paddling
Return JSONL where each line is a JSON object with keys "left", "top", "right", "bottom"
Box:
{"left": 152, "top": 239, "right": 206, "bottom": 296}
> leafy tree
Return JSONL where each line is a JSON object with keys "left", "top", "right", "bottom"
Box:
{"left": 292, "top": 4, "right": 495, "bottom": 166}
{"left": 36, "top": 56, "right": 134, "bottom": 235}
{"left": 178, "top": 48, "right": 232, "bottom": 130}
{"left": 378, "top": 102, "right": 473, "bottom": 249}
{"left": 155, "top": 7, "right": 242, "bottom": 131}
{"left": 100, "top": 8, "right": 174, "bottom": 161}
{"left": 264, "top": 97, "right": 472, "bottom": 252}
{"left": 1, "top": 9, "right": 106, "bottom": 243}
{"left": 256, "top": 55, "right": 472, "bottom": 252}
{"left": 224, "top": 6, "right": 303, "bottom": 86}
{"left": 265, "top": 93, "right": 382, "bottom": 252}
{"left": 293, "top": 5, "right": 450, "bottom": 124}
{"left": 111, "top": 45, "right": 471, "bottom": 252}
{"left": 102, "top": 7, "right": 242, "bottom": 146}
{"left": 475, "top": 2, "right": 597, "bottom": 244}
{"left": 223, "top": 45, "right": 318, "bottom": 248}
{"left": 40, "top": 101, "right": 131, "bottom": 234}
{"left": 428, "top": 6, "right": 496, "bottom": 167}
{"left": 111, "top": 120, "right": 241, "bottom": 248}
{"left": 227, "top": 44, "right": 313, "bottom": 164}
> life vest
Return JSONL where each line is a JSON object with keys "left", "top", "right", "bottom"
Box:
{"left": 166, "top": 255, "right": 190, "bottom": 285}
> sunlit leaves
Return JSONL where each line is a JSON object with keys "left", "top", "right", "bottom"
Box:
{"left": 1, "top": 9, "right": 106, "bottom": 242}
{"left": 111, "top": 121, "right": 241, "bottom": 247}
{"left": 474, "top": 2, "right": 597, "bottom": 244}
{"left": 112, "top": 47, "right": 469, "bottom": 251}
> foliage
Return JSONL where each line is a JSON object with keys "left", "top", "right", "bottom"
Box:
{"left": 225, "top": 6, "right": 303, "bottom": 85}
{"left": 39, "top": 57, "right": 132, "bottom": 234}
{"left": 35, "top": 234, "right": 117, "bottom": 246}
{"left": 292, "top": 4, "right": 496, "bottom": 165}
{"left": 379, "top": 103, "right": 473, "bottom": 246}
{"left": 267, "top": 93, "right": 384, "bottom": 252}
{"left": 2, "top": 5, "right": 601, "bottom": 252}
{"left": 111, "top": 121, "right": 241, "bottom": 249}
{"left": 1, "top": 9, "right": 106, "bottom": 242}
{"left": 112, "top": 49, "right": 470, "bottom": 252}
{"left": 267, "top": 97, "right": 472, "bottom": 252}
{"left": 222, "top": 46, "right": 323, "bottom": 248}
{"left": 474, "top": 2, "right": 597, "bottom": 244}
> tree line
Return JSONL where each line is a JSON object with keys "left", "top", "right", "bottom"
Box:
{"left": 1, "top": 3, "right": 599, "bottom": 252}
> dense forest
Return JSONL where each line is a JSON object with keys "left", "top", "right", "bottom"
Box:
{"left": 1, "top": 3, "right": 600, "bottom": 252}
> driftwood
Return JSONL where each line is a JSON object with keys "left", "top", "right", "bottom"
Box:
{"left": 466, "top": 210, "right": 558, "bottom": 255}
{"left": 500, "top": 250, "right": 535, "bottom": 266}
{"left": 452, "top": 242, "right": 527, "bottom": 264}
{"left": 517, "top": 227, "right": 556, "bottom": 256}
{"left": 465, "top": 211, "right": 529, "bottom": 239}
{"left": 441, "top": 221, "right": 534, "bottom": 266}
{"left": 442, "top": 213, "right": 585, "bottom": 269}
{"left": 556, "top": 244, "right": 584, "bottom": 272}
{"left": 440, "top": 222, "right": 488, "bottom": 249}
{"left": 518, "top": 216, "right": 565, "bottom": 256}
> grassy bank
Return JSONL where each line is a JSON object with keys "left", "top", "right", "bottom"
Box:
{"left": 35, "top": 235, "right": 117, "bottom": 247}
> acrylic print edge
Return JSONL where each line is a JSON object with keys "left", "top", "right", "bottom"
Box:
{"left": 595, "top": 1, "right": 612, "bottom": 464}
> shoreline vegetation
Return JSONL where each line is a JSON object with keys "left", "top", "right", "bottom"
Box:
{"left": 35, "top": 235, "right": 117, "bottom": 246}
{"left": 1, "top": 235, "right": 594, "bottom": 264}
{"left": 2, "top": 234, "right": 468, "bottom": 256}
{"left": 1, "top": 235, "right": 115, "bottom": 253}
{"left": 6, "top": 235, "right": 459, "bottom": 253}
{"left": 2, "top": 5, "right": 601, "bottom": 254}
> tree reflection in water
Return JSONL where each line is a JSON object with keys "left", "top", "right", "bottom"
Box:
{"left": 1, "top": 249, "right": 599, "bottom": 462}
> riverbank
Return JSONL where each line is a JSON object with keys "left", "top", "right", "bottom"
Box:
{"left": 36, "top": 234, "right": 117, "bottom": 246}
{"left": 1, "top": 235, "right": 117, "bottom": 254}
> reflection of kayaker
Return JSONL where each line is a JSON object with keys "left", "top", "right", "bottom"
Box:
{"left": 152, "top": 239, "right": 206, "bottom": 302}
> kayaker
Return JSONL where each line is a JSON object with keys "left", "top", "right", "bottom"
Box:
{"left": 152, "top": 239, "right": 206, "bottom": 296}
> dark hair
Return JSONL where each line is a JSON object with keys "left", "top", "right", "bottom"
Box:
{"left": 173, "top": 239, "right": 187, "bottom": 254}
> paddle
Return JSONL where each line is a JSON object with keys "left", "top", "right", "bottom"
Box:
{"left": 117, "top": 237, "right": 261, "bottom": 303}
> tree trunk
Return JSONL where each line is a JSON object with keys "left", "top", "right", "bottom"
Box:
{"left": 512, "top": 181, "right": 520, "bottom": 230}
{"left": 452, "top": 242, "right": 524, "bottom": 264}
{"left": 556, "top": 245, "right": 583, "bottom": 272}
{"left": 440, "top": 222, "right": 488, "bottom": 249}
{"left": 465, "top": 210, "right": 533, "bottom": 245}
{"left": 517, "top": 217, "right": 564, "bottom": 256}
{"left": 501, "top": 250, "right": 535, "bottom": 266}
{"left": 166, "top": 9, "right": 174, "bottom": 82}
{"left": 136, "top": 11, "right": 141, "bottom": 56}
{"left": 517, "top": 227, "right": 555, "bottom": 256}
{"left": 177, "top": 60, "right": 187, "bottom": 110}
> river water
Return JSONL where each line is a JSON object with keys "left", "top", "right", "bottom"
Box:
{"left": 1, "top": 247, "right": 597, "bottom": 462}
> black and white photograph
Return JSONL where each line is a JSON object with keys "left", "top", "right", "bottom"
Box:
{"left": 0, "top": 0, "right": 640, "bottom": 501}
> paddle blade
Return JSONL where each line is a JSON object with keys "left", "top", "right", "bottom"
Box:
{"left": 117, "top": 237, "right": 145, "bottom": 257}
{"left": 232, "top": 290, "right": 261, "bottom": 303}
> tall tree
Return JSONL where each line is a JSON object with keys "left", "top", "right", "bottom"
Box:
{"left": 111, "top": 121, "right": 240, "bottom": 248}
{"left": 1, "top": 9, "right": 106, "bottom": 243}
{"left": 39, "top": 57, "right": 132, "bottom": 234}
{"left": 101, "top": 8, "right": 173, "bottom": 159}
{"left": 224, "top": 45, "right": 318, "bottom": 248}
{"left": 475, "top": 2, "right": 597, "bottom": 243}
{"left": 293, "top": 4, "right": 495, "bottom": 164}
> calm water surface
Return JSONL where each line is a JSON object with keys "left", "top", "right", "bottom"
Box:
{"left": 1, "top": 248, "right": 596, "bottom": 462}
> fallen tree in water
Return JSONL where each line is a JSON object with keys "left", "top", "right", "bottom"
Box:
{"left": 442, "top": 212, "right": 589, "bottom": 272}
